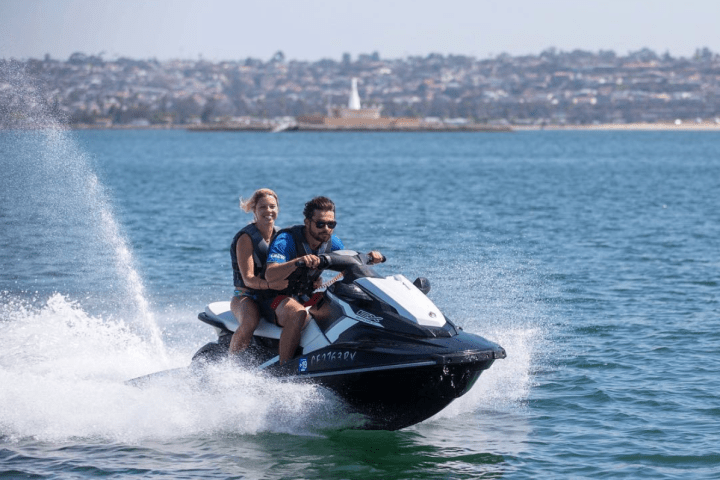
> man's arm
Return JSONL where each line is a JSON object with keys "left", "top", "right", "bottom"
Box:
{"left": 266, "top": 254, "right": 323, "bottom": 282}
{"left": 265, "top": 260, "right": 297, "bottom": 283}
{"left": 265, "top": 232, "right": 321, "bottom": 284}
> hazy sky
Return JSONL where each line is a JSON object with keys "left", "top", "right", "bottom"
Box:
{"left": 2, "top": 0, "right": 718, "bottom": 61}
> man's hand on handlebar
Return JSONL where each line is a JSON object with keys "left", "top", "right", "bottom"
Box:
{"left": 367, "top": 251, "right": 385, "bottom": 264}
{"left": 296, "top": 254, "right": 321, "bottom": 269}
{"left": 295, "top": 251, "right": 386, "bottom": 269}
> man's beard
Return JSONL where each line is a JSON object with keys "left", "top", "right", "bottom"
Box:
{"left": 309, "top": 227, "right": 331, "bottom": 244}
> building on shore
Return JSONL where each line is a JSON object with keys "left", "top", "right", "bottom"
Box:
{"left": 300, "top": 78, "right": 422, "bottom": 129}
{"left": 188, "top": 78, "right": 511, "bottom": 132}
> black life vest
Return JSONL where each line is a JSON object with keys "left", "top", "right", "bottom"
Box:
{"left": 276, "top": 224, "right": 333, "bottom": 298}
{"left": 231, "top": 223, "right": 277, "bottom": 288}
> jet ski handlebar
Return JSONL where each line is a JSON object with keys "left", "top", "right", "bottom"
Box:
{"left": 295, "top": 251, "right": 386, "bottom": 270}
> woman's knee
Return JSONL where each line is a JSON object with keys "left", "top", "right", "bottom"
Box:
{"left": 230, "top": 296, "right": 242, "bottom": 313}
{"left": 233, "top": 297, "right": 260, "bottom": 324}
{"left": 239, "top": 314, "right": 260, "bottom": 332}
{"left": 240, "top": 299, "right": 260, "bottom": 316}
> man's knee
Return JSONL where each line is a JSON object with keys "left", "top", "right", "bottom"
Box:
{"left": 282, "top": 311, "right": 306, "bottom": 330}
{"left": 276, "top": 300, "right": 306, "bottom": 328}
{"left": 290, "top": 310, "right": 307, "bottom": 327}
{"left": 277, "top": 297, "right": 299, "bottom": 315}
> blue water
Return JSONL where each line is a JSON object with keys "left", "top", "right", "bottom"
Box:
{"left": 1, "top": 128, "right": 719, "bottom": 478}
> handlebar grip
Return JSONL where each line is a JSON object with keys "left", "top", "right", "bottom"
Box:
{"left": 295, "top": 256, "right": 329, "bottom": 268}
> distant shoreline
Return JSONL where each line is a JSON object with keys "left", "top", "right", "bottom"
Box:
{"left": 186, "top": 123, "right": 513, "bottom": 133}
{"left": 6, "top": 122, "right": 720, "bottom": 132}
{"left": 515, "top": 122, "right": 720, "bottom": 131}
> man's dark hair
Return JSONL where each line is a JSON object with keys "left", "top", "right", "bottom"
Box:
{"left": 303, "top": 196, "right": 335, "bottom": 219}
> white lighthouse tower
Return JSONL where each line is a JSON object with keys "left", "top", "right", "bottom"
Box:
{"left": 348, "top": 77, "right": 362, "bottom": 110}
{"left": 326, "top": 78, "right": 382, "bottom": 121}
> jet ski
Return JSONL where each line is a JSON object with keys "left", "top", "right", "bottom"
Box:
{"left": 131, "top": 250, "right": 506, "bottom": 430}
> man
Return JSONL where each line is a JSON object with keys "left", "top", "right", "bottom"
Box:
{"left": 264, "top": 196, "right": 383, "bottom": 364}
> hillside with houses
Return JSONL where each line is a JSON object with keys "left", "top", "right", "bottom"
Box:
{"left": 2, "top": 48, "right": 720, "bottom": 128}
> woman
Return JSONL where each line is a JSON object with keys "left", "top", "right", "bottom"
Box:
{"left": 228, "top": 188, "right": 287, "bottom": 355}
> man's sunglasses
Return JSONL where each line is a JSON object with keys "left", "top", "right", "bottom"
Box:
{"left": 314, "top": 221, "right": 337, "bottom": 229}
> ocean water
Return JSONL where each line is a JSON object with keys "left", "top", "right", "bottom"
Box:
{"left": 1, "top": 127, "right": 719, "bottom": 479}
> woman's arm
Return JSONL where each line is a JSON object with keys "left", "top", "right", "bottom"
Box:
{"left": 238, "top": 235, "right": 288, "bottom": 290}
{"left": 237, "top": 235, "right": 268, "bottom": 290}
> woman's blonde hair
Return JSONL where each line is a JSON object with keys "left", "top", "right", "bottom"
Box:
{"left": 239, "top": 188, "right": 279, "bottom": 214}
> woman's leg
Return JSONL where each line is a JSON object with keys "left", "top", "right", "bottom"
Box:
{"left": 229, "top": 296, "right": 261, "bottom": 354}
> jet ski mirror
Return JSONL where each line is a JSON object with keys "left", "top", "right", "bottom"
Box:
{"left": 413, "top": 277, "right": 431, "bottom": 295}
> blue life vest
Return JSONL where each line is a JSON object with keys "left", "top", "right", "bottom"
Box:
{"left": 275, "top": 224, "right": 332, "bottom": 297}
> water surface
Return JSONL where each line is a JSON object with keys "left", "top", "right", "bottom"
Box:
{"left": 1, "top": 129, "right": 719, "bottom": 478}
